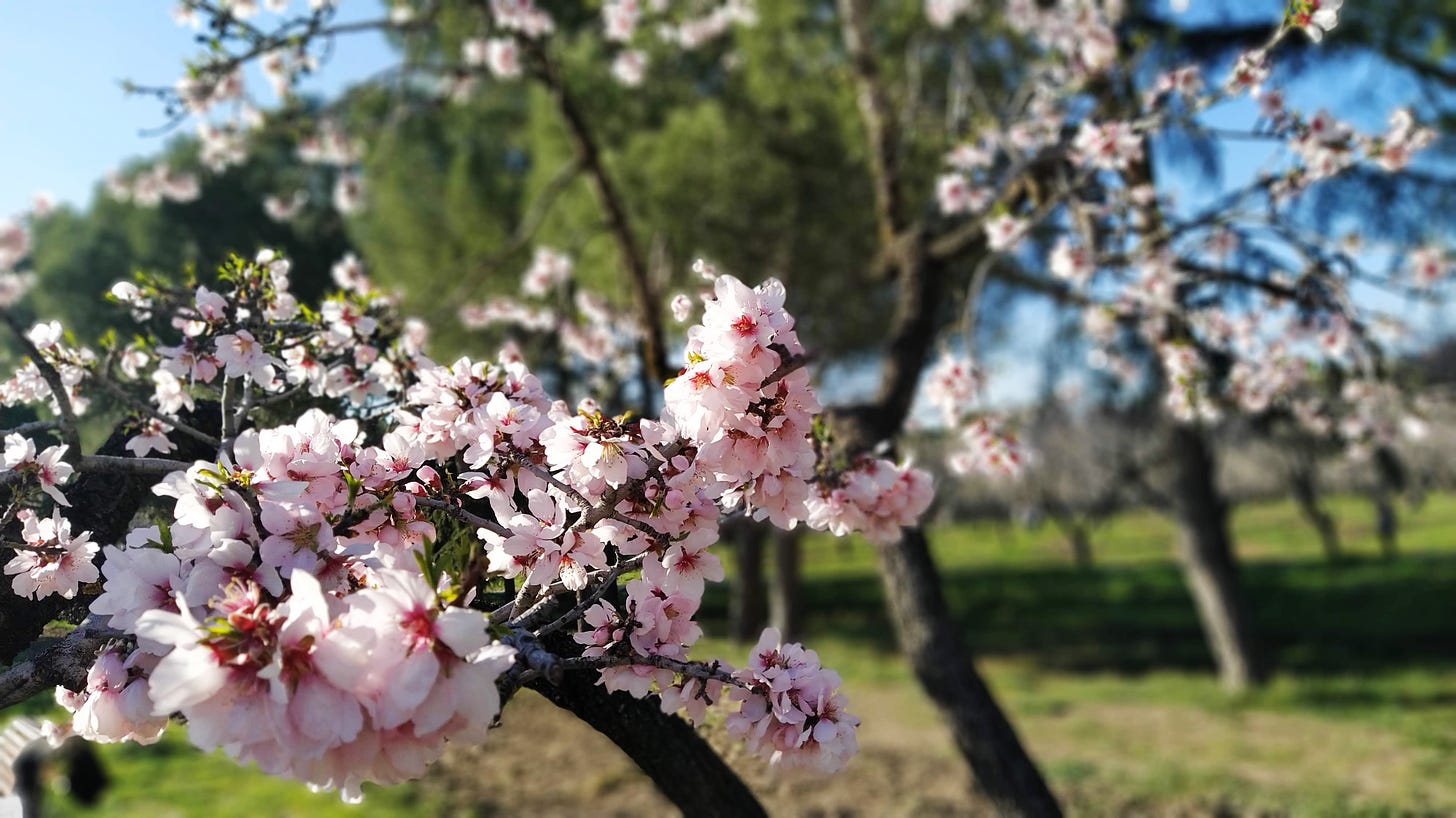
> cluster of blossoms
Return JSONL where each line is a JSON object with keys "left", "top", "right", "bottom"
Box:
{"left": 1284, "top": 106, "right": 1434, "bottom": 181}
{"left": 947, "top": 417, "right": 1027, "bottom": 479}
{"left": 4, "top": 508, "right": 97, "bottom": 600}
{"left": 724, "top": 628, "right": 858, "bottom": 772}
{"left": 462, "top": 35, "right": 523, "bottom": 80}
{"left": 0, "top": 246, "right": 937, "bottom": 796}
{"left": 102, "top": 164, "right": 201, "bottom": 207}
{"left": 83, "top": 431, "right": 520, "bottom": 800}
{"left": 928, "top": 0, "right": 1118, "bottom": 76}
{"left": 804, "top": 458, "right": 934, "bottom": 546}
{"left": 918, "top": 350, "right": 1027, "bottom": 480}
{"left": 455, "top": 0, "right": 756, "bottom": 92}
{"left": 1158, "top": 342, "right": 1218, "bottom": 424}
{"left": 458, "top": 247, "right": 642, "bottom": 388}
{"left": 0, "top": 319, "right": 96, "bottom": 417}
{"left": 118, "top": 250, "right": 422, "bottom": 447}
{"left": 921, "top": 0, "right": 1441, "bottom": 452}
{"left": 3, "top": 433, "right": 73, "bottom": 507}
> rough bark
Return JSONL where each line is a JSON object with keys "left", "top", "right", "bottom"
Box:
{"left": 1167, "top": 424, "right": 1266, "bottom": 692}
{"left": 529, "top": 665, "right": 767, "bottom": 818}
{"left": 831, "top": 1, "right": 1063, "bottom": 810}
{"left": 769, "top": 527, "right": 803, "bottom": 641}
{"left": 832, "top": 353, "right": 1062, "bottom": 817}
{"left": 874, "top": 528, "right": 1063, "bottom": 817}
{"left": 1374, "top": 496, "right": 1399, "bottom": 559}
{"left": 822, "top": 240, "right": 1062, "bottom": 813}
{"left": 1041, "top": 495, "right": 1096, "bottom": 570}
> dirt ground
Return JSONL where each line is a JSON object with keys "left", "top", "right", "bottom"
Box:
{"left": 425, "top": 677, "right": 1455, "bottom": 818}
{"left": 429, "top": 685, "right": 983, "bottom": 817}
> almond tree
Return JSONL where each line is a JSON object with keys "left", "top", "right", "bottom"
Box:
{"left": 0, "top": 2, "right": 1446, "bottom": 817}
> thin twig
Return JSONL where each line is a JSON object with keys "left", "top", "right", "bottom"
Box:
{"left": 78, "top": 454, "right": 193, "bottom": 476}
{"left": 527, "top": 554, "right": 646, "bottom": 636}
{"left": 86, "top": 374, "right": 221, "bottom": 449}
{"left": 415, "top": 495, "right": 509, "bottom": 537}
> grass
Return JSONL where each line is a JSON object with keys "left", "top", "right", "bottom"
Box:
{"left": 45, "top": 731, "right": 445, "bottom": 818}
{"left": 25, "top": 492, "right": 1456, "bottom": 816}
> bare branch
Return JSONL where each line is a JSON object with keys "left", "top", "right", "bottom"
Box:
{"left": 556, "top": 651, "right": 739, "bottom": 688}
{"left": 525, "top": 43, "right": 669, "bottom": 396}
{"left": 837, "top": 0, "right": 909, "bottom": 240}
{"left": 414, "top": 495, "right": 509, "bottom": 538}
{"left": 527, "top": 554, "right": 646, "bottom": 637}
{"left": 0, "top": 619, "right": 121, "bottom": 713}
{"left": 77, "top": 454, "right": 193, "bottom": 477}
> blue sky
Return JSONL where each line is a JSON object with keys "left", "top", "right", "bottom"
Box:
{"left": 1, "top": 2, "right": 1450, "bottom": 415}
{"left": 0, "top": 2, "right": 394, "bottom": 218}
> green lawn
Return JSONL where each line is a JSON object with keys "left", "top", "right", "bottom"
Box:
{"left": 27, "top": 492, "right": 1456, "bottom": 816}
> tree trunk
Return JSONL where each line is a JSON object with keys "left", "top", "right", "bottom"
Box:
{"left": 769, "top": 527, "right": 803, "bottom": 641}
{"left": 831, "top": 0, "right": 1061, "bottom": 797}
{"left": 1289, "top": 460, "right": 1341, "bottom": 563}
{"left": 728, "top": 520, "right": 768, "bottom": 643}
{"left": 529, "top": 668, "right": 767, "bottom": 818}
{"left": 874, "top": 527, "right": 1063, "bottom": 817}
{"left": 1068, "top": 522, "right": 1095, "bottom": 570}
{"left": 1167, "top": 424, "right": 1266, "bottom": 692}
{"left": 1372, "top": 445, "right": 1405, "bottom": 560}
{"left": 1374, "top": 495, "right": 1399, "bottom": 559}
{"left": 1045, "top": 503, "right": 1094, "bottom": 570}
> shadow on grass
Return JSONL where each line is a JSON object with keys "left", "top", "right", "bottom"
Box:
{"left": 700, "top": 552, "right": 1456, "bottom": 678}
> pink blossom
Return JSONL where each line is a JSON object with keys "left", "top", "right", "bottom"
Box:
{"left": 611, "top": 50, "right": 648, "bottom": 87}
{"left": 724, "top": 628, "right": 860, "bottom": 773}
{"left": 1292, "top": 0, "right": 1342, "bottom": 42}
{"left": 5, "top": 508, "right": 98, "bottom": 599}
{"left": 4, "top": 434, "right": 75, "bottom": 506}
{"left": 985, "top": 214, "right": 1028, "bottom": 252}
{"left": 126, "top": 419, "right": 177, "bottom": 458}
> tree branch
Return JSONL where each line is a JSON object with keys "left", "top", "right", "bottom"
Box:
{"left": 837, "top": 0, "right": 909, "bottom": 240}
{"left": 527, "top": 44, "right": 669, "bottom": 402}
{"left": 0, "top": 619, "right": 121, "bottom": 712}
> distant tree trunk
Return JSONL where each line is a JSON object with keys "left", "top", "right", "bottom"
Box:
{"left": 1374, "top": 496, "right": 1399, "bottom": 559}
{"left": 728, "top": 520, "right": 768, "bottom": 642}
{"left": 1067, "top": 522, "right": 1094, "bottom": 570}
{"left": 1043, "top": 500, "right": 1094, "bottom": 570}
{"left": 1373, "top": 445, "right": 1406, "bottom": 560}
{"left": 831, "top": 0, "right": 1061, "bottom": 795}
{"left": 1289, "top": 459, "right": 1341, "bottom": 563}
{"left": 874, "top": 528, "right": 1063, "bottom": 817}
{"left": 769, "top": 527, "right": 803, "bottom": 641}
{"left": 1167, "top": 424, "right": 1266, "bottom": 692}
